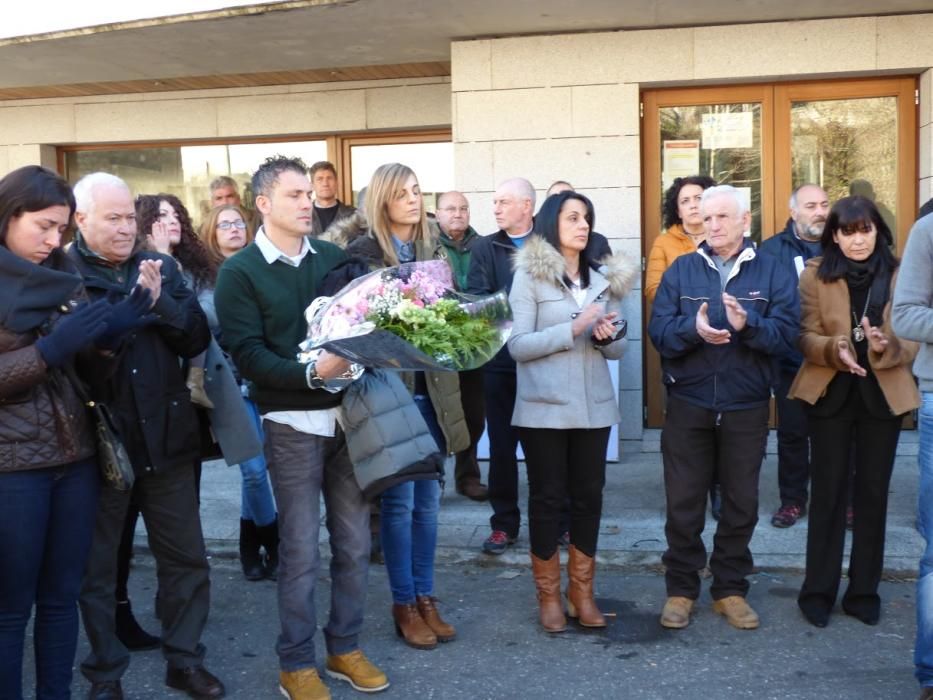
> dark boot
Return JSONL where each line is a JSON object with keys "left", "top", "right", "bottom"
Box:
{"left": 530, "top": 552, "right": 566, "bottom": 633}
{"left": 566, "top": 545, "right": 606, "bottom": 628}
{"left": 115, "top": 599, "right": 160, "bottom": 651}
{"left": 256, "top": 517, "right": 279, "bottom": 581}
{"left": 239, "top": 519, "right": 264, "bottom": 581}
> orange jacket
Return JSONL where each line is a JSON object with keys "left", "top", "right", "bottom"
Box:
{"left": 645, "top": 224, "right": 699, "bottom": 304}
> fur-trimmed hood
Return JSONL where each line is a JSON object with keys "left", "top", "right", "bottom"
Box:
{"left": 322, "top": 209, "right": 369, "bottom": 248}
{"left": 512, "top": 234, "right": 638, "bottom": 298}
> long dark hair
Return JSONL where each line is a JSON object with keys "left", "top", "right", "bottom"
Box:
{"left": 817, "top": 195, "right": 898, "bottom": 282}
{"left": 662, "top": 175, "right": 716, "bottom": 230}
{"left": 136, "top": 193, "right": 216, "bottom": 289}
{"left": 535, "top": 191, "right": 599, "bottom": 288}
{"left": 0, "top": 166, "right": 75, "bottom": 247}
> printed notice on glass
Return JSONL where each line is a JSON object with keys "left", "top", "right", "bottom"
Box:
{"left": 701, "top": 112, "right": 754, "bottom": 150}
{"left": 661, "top": 140, "right": 700, "bottom": 190}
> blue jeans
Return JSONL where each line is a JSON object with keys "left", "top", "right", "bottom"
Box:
{"left": 0, "top": 458, "right": 98, "bottom": 700}
{"left": 916, "top": 392, "right": 933, "bottom": 686}
{"left": 240, "top": 399, "right": 276, "bottom": 526}
{"left": 263, "top": 422, "right": 369, "bottom": 671}
{"left": 381, "top": 395, "right": 444, "bottom": 604}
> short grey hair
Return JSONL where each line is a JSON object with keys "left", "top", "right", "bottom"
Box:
{"left": 209, "top": 175, "right": 238, "bottom": 193}
{"left": 497, "top": 177, "right": 536, "bottom": 209}
{"left": 789, "top": 183, "right": 824, "bottom": 210}
{"left": 701, "top": 184, "right": 748, "bottom": 217}
{"left": 73, "top": 172, "right": 130, "bottom": 215}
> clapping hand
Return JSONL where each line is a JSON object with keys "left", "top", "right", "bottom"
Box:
{"left": 136, "top": 259, "right": 162, "bottom": 305}
{"left": 97, "top": 286, "right": 158, "bottom": 348}
{"left": 860, "top": 316, "right": 889, "bottom": 354}
{"left": 148, "top": 221, "right": 172, "bottom": 255}
{"left": 837, "top": 339, "right": 867, "bottom": 377}
{"left": 722, "top": 293, "right": 748, "bottom": 332}
{"left": 696, "top": 302, "right": 730, "bottom": 345}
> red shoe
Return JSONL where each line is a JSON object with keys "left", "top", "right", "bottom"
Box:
{"left": 771, "top": 504, "right": 806, "bottom": 528}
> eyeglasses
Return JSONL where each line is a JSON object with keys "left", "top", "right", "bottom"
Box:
{"left": 217, "top": 221, "right": 247, "bottom": 230}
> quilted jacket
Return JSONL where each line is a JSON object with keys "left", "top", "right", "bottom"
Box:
{"left": 0, "top": 248, "right": 100, "bottom": 473}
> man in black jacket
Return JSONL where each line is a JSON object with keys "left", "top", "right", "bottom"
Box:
{"left": 69, "top": 173, "right": 223, "bottom": 700}
{"left": 467, "top": 177, "right": 537, "bottom": 554}
{"left": 758, "top": 184, "right": 829, "bottom": 528}
{"left": 309, "top": 161, "right": 356, "bottom": 238}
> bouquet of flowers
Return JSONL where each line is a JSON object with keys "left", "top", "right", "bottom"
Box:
{"left": 299, "top": 260, "right": 511, "bottom": 371}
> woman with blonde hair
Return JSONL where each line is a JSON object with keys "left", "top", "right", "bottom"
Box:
{"left": 333, "top": 162, "right": 468, "bottom": 650}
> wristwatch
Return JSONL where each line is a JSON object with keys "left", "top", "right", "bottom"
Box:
{"left": 305, "top": 360, "right": 326, "bottom": 389}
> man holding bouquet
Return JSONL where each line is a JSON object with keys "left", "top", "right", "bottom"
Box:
{"left": 215, "top": 156, "right": 388, "bottom": 699}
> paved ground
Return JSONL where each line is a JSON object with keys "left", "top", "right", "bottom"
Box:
{"left": 17, "top": 431, "right": 929, "bottom": 698}
{"left": 41, "top": 559, "right": 922, "bottom": 699}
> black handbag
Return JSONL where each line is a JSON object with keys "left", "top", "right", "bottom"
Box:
{"left": 64, "top": 365, "right": 135, "bottom": 491}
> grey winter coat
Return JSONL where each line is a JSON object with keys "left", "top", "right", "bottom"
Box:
{"left": 339, "top": 369, "right": 444, "bottom": 500}
{"left": 508, "top": 235, "right": 638, "bottom": 429}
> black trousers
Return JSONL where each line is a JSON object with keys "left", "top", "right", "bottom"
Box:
{"left": 80, "top": 462, "right": 210, "bottom": 682}
{"left": 798, "top": 391, "right": 902, "bottom": 616}
{"left": 775, "top": 369, "right": 811, "bottom": 507}
{"left": 661, "top": 396, "right": 770, "bottom": 600}
{"left": 454, "top": 368, "right": 486, "bottom": 486}
{"left": 519, "top": 427, "right": 610, "bottom": 560}
{"left": 484, "top": 371, "right": 521, "bottom": 537}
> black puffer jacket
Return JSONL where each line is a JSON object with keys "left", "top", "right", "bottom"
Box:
{"left": 68, "top": 241, "right": 210, "bottom": 476}
{"left": 0, "top": 247, "right": 105, "bottom": 472}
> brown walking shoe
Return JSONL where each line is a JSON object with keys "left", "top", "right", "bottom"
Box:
{"left": 455, "top": 477, "right": 489, "bottom": 502}
{"left": 416, "top": 595, "right": 456, "bottom": 642}
{"left": 325, "top": 649, "right": 389, "bottom": 693}
{"left": 279, "top": 667, "right": 330, "bottom": 700}
{"left": 713, "top": 595, "right": 760, "bottom": 629}
{"left": 660, "top": 596, "right": 695, "bottom": 629}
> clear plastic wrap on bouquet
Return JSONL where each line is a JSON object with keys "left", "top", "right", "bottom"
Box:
{"left": 298, "top": 260, "right": 512, "bottom": 371}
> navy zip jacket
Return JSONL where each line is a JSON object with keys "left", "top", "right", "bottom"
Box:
{"left": 648, "top": 240, "right": 799, "bottom": 412}
{"left": 757, "top": 219, "right": 821, "bottom": 374}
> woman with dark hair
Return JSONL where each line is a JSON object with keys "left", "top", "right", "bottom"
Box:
{"left": 789, "top": 195, "right": 920, "bottom": 628}
{"left": 0, "top": 165, "right": 147, "bottom": 697}
{"left": 332, "top": 162, "right": 468, "bottom": 650}
{"left": 645, "top": 175, "right": 717, "bottom": 303}
{"left": 508, "top": 191, "right": 637, "bottom": 632}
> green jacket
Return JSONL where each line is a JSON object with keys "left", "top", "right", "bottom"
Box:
{"left": 438, "top": 226, "right": 479, "bottom": 291}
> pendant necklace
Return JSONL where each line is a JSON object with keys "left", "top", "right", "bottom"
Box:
{"left": 851, "top": 290, "right": 870, "bottom": 343}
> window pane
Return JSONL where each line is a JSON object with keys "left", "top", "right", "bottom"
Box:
{"left": 659, "top": 103, "right": 763, "bottom": 243}
{"left": 65, "top": 140, "right": 327, "bottom": 224}
{"left": 349, "top": 142, "right": 454, "bottom": 208}
{"left": 791, "top": 96, "right": 898, "bottom": 241}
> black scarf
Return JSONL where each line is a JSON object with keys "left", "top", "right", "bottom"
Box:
{"left": 0, "top": 246, "right": 83, "bottom": 334}
{"left": 844, "top": 257, "right": 890, "bottom": 328}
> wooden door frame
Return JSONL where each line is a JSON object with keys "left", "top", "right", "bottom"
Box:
{"left": 641, "top": 76, "right": 918, "bottom": 429}
{"left": 641, "top": 84, "right": 774, "bottom": 428}
{"left": 773, "top": 76, "right": 918, "bottom": 252}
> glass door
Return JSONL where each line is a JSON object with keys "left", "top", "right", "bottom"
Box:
{"left": 642, "top": 78, "right": 917, "bottom": 428}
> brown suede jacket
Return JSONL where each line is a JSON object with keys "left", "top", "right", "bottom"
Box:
{"left": 788, "top": 258, "right": 920, "bottom": 416}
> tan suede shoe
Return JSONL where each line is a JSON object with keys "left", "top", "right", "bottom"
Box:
{"left": 279, "top": 668, "right": 331, "bottom": 700}
{"left": 660, "top": 596, "right": 695, "bottom": 629}
{"left": 712, "top": 595, "right": 760, "bottom": 630}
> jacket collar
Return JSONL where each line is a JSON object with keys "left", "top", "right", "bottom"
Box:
{"left": 697, "top": 239, "right": 757, "bottom": 287}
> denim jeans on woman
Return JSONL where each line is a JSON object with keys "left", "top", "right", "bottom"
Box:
{"left": 0, "top": 457, "right": 99, "bottom": 700}
{"left": 915, "top": 392, "right": 933, "bottom": 688}
{"left": 381, "top": 395, "right": 445, "bottom": 604}
{"left": 240, "top": 398, "right": 276, "bottom": 526}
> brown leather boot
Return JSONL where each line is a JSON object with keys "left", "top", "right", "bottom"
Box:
{"left": 392, "top": 603, "right": 437, "bottom": 650}
{"left": 530, "top": 552, "right": 566, "bottom": 633}
{"left": 416, "top": 595, "right": 456, "bottom": 642}
{"left": 566, "top": 545, "right": 606, "bottom": 628}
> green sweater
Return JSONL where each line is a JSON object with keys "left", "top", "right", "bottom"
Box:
{"left": 214, "top": 239, "right": 347, "bottom": 412}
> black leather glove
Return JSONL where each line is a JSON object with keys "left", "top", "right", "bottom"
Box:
{"left": 36, "top": 299, "right": 113, "bottom": 368}
{"left": 97, "top": 286, "right": 157, "bottom": 348}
